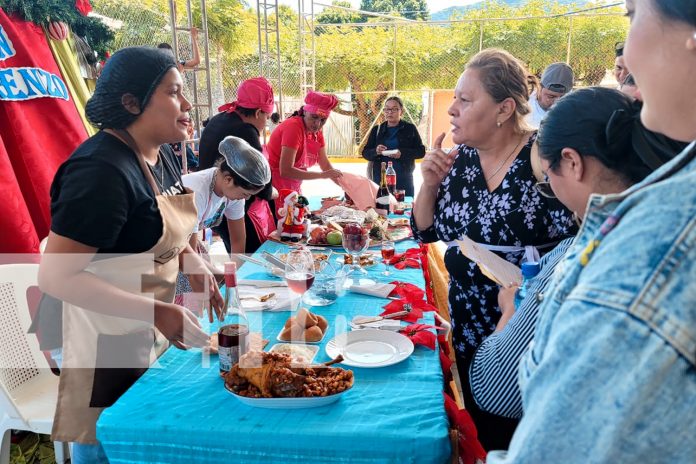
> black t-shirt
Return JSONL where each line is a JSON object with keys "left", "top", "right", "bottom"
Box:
{"left": 199, "top": 111, "right": 273, "bottom": 202}
{"left": 198, "top": 111, "right": 262, "bottom": 169}
{"left": 50, "top": 131, "right": 185, "bottom": 254}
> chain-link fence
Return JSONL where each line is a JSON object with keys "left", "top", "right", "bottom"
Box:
{"left": 89, "top": 1, "right": 628, "bottom": 157}
{"left": 313, "top": 10, "right": 628, "bottom": 156}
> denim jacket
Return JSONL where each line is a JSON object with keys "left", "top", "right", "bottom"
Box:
{"left": 488, "top": 142, "right": 696, "bottom": 463}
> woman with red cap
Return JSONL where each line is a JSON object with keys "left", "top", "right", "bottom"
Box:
{"left": 198, "top": 77, "right": 277, "bottom": 253}
{"left": 266, "top": 91, "right": 343, "bottom": 193}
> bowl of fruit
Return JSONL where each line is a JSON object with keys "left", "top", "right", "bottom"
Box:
{"left": 308, "top": 223, "right": 344, "bottom": 247}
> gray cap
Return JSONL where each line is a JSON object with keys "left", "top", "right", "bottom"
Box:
{"left": 218, "top": 136, "right": 271, "bottom": 186}
{"left": 541, "top": 62, "right": 574, "bottom": 93}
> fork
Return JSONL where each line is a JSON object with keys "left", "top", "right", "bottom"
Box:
{"left": 239, "top": 292, "right": 276, "bottom": 302}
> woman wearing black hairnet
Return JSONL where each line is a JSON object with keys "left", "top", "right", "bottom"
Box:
{"left": 38, "top": 47, "right": 224, "bottom": 463}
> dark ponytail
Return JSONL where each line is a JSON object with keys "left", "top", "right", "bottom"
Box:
{"left": 538, "top": 87, "right": 650, "bottom": 185}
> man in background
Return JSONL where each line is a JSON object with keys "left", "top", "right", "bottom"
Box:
{"left": 526, "top": 62, "right": 574, "bottom": 129}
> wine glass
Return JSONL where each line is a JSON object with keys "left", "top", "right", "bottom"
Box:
{"left": 342, "top": 222, "right": 375, "bottom": 287}
{"left": 284, "top": 248, "right": 315, "bottom": 312}
{"left": 381, "top": 240, "right": 395, "bottom": 277}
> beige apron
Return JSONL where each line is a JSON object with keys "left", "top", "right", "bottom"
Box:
{"left": 52, "top": 131, "right": 197, "bottom": 444}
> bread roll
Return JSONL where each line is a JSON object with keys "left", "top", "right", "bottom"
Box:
{"left": 296, "top": 308, "right": 318, "bottom": 328}
{"left": 316, "top": 315, "right": 328, "bottom": 333}
{"left": 304, "top": 325, "right": 324, "bottom": 342}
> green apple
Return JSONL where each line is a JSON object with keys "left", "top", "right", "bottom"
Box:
{"left": 326, "top": 230, "right": 343, "bottom": 246}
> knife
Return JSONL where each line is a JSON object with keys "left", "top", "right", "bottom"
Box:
{"left": 238, "top": 254, "right": 277, "bottom": 270}
{"left": 261, "top": 251, "right": 288, "bottom": 270}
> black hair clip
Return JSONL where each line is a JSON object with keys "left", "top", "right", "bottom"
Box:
{"left": 605, "top": 108, "right": 635, "bottom": 151}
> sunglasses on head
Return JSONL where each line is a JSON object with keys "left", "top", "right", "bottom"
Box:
{"left": 546, "top": 83, "right": 567, "bottom": 93}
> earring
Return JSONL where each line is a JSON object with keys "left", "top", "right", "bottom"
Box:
{"left": 688, "top": 32, "right": 696, "bottom": 51}
{"left": 496, "top": 121, "right": 502, "bottom": 128}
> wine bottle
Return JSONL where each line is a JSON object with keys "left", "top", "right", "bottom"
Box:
{"left": 386, "top": 161, "right": 397, "bottom": 194}
{"left": 219, "top": 262, "right": 248, "bottom": 374}
{"left": 223, "top": 262, "right": 242, "bottom": 312}
{"left": 376, "top": 161, "right": 390, "bottom": 216}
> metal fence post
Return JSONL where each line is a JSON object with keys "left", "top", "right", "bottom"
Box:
{"left": 566, "top": 16, "right": 573, "bottom": 64}
{"left": 393, "top": 24, "right": 397, "bottom": 92}
{"left": 479, "top": 20, "right": 484, "bottom": 52}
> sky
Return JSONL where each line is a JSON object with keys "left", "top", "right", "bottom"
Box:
{"left": 275, "top": 0, "right": 482, "bottom": 15}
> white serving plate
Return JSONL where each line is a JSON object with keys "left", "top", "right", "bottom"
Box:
{"left": 225, "top": 383, "right": 350, "bottom": 409}
{"left": 325, "top": 329, "right": 413, "bottom": 368}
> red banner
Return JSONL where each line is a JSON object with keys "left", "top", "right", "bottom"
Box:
{"left": 0, "top": 9, "right": 88, "bottom": 253}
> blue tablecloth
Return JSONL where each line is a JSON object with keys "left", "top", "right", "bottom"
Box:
{"left": 97, "top": 238, "right": 450, "bottom": 463}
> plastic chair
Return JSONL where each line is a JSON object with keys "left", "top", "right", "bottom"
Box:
{"left": 0, "top": 263, "right": 68, "bottom": 464}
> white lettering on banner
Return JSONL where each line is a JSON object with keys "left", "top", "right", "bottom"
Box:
{"left": 0, "top": 67, "right": 69, "bottom": 101}
{"left": 0, "top": 25, "right": 70, "bottom": 102}
{"left": 0, "top": 25, "right": 16, "bottom": 60}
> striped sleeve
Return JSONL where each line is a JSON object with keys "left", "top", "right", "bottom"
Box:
{"left": 468, "top": 238, "right": 574, "bottom": 419}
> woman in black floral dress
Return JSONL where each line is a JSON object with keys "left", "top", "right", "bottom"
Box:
{"left": 412, "top": 49, "right": 576, "bottom": 450}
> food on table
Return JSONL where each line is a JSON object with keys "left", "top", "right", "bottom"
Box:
{"left": 278, "top": 251, "right": 329, "bottom": 270}
{"left": 225, "top": 351, "right": 353, "bottom": 398}
{"left": 342, "top": 222, "right": 369, "bottom": 253}
{"left": 269, "top": 343, "right": 318, "bottom": 364}
{"left": 279, "top": 308, "right": 329, "bottom": 342}
{"left": 343, "top": 254, "right": 376, "bottom": 267}
{"left": 321, "top": 205, "right": 366, "bottom": 225}
{"left": 308, "top": 225, "right": 344, "bottom": 246}
{"left": 369, "top": 224, "right": 384, "bottom": 241}
{"left": 326, "top": 230, "right": 343, "bottom": 245}
{"left": 309, "top": 226, "right": 329, "bottom": 244}
{"left": 327, "top": 221, "right": 343, "bottom": 232}
{"left": 320, "top": 197, "right": 343, "bottom": 211}
{"left": 389, "top": 217, "right": 410, "bottom": 227}
{"left": 364, "top": 208, "right": 379, "bottom": 225}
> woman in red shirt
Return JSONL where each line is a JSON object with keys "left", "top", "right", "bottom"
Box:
{"left": 266, "top": 91, "right": 343, "bottom": 193}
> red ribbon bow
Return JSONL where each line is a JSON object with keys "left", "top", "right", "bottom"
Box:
{"left": 399, "top": 323, "right": 439, "bottom": 350}
{"left": 75, "top": 0, "right": 93, "bottom": 16}
{"left": 387, "top": 247, "right": 422, "bottom": 269}
{"left": 381, "top": 296, "right": 438, "bottom": 323}
{"left": 388, "top": 281, "right": 425, "bottom": 300}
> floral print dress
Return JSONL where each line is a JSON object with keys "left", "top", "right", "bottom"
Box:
{"left": 412, "top": 134, "right": 577, "bottom": 371}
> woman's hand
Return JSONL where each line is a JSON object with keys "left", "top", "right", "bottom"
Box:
{"left": 376, "top": 144, "right": 387, "bottom": 154}
{"left": 421, "top": 132, "right": 455, "bottom": 189}
{"left": 154, "top": 302, "right": 210, "bottom": 350}
{"left": 188, "top": 269, "right": 225, "bottom": 322}
{"left": 322, "top": 169, "right": 343, "bottom": 180}
{"left": 495, "top": 285, "right": 518, "bottom": 332}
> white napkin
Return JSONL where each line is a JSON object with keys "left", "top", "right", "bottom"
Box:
{"left": 238, "top": 279, "right": 287, "bottom": 288}
{"left": 238, "top": 285, "right": 292, "bottom": 312}
{"left": 350, "top": 318, "right": 402, "bottom": 331}
{"left": 349, "top": 282, "right": 396, "bottom": 298}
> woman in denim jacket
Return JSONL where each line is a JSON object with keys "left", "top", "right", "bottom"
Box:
{"left": 488, "top": 1, "right": 696, "bottom": 462}
{"left": 468, "top": 87, "right": 685, "bottom": 436}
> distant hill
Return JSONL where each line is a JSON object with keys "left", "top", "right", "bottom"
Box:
{"left": 431, "top": 1, "right": 590, "bottom": 21}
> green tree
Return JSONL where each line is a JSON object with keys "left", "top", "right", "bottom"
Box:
{"left": 360, "top": 0, "right": 429, "bottom": 21}
{"left": 316, "top": 1, "right": 362, "bottom": 25}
